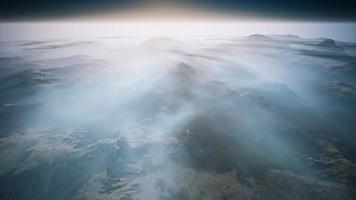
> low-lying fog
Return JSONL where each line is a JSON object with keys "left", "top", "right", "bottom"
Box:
{"left": 0, "top": 35, "right": 355, "bottom": 199}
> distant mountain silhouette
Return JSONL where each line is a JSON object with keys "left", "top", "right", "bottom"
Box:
{"left": 248, "top": 34, "right": 272, "bottom": 40}
{"left": 318, "top": 39, "right": 337, "bottom": 47}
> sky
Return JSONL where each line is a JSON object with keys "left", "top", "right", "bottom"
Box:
{"left": 1, "top": 0, "right": 356, "bottom": 21}
{"left": 0, "top": 0, "right": 356, "bottom": 41}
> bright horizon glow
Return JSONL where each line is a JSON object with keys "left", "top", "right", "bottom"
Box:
{"left": 1, "top": 21, "right": 356, "bottom": 42}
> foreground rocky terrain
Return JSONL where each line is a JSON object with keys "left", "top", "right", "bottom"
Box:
{"left": 0, "top": 35, "right": 355, "bottom": 199}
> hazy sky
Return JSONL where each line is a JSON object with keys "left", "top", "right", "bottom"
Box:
{"left": 1, "top": 0, "right": 356, "bottom": 21}
{"left": 1, "top": 22, "right": 356, "bottom": 42}
{"left": 0, "top": 0, "right": 356, "bottom": 41}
